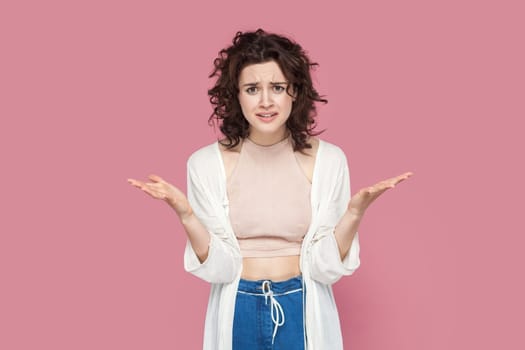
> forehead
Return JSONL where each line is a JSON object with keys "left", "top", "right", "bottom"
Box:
{"left": 239, "top": 61, "right": 286, "bottom": 83}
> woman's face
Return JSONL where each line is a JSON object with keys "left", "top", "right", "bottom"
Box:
{"left": 238, "top": 60, "right": 295, "bottom": 144}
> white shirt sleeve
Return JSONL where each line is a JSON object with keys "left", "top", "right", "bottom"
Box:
{"left": 183, "top": 158, "right": 241, "bottom": 283}
{"left": 308, "top": 147, "right": 361, "bottom": 284}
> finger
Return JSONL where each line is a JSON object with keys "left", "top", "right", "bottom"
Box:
{"left": 129, "top": 179, "right": 159, "bottom": 190}
{"left": 390, "top": 172, "right": 413, "bottom": 186}
{"left": 128, "top": 179, "right": 145, "bottom": 188}
{"left": 383, "top": 179, "right": 399, "bottom": 189}
{"left": 369, "top": 178, "right": 397, "bottom": 192}
{"left": 379, "top": 172, "right": 412, "bottom": 187}
{"left": 144, "top": 182, "right": 165, "bottom": 192}
{"left": 130, "top": 181, "right": 165, "bottom": 198}
{"left": 395, "top": 172, "right": 413, "bottom": 181}
{"left": 148, "top": 174, "right": 166, "bottom": 183}
{"left": 369, "top": 181, "right": 392, "bottom": 191}
{"left": 370, "top": 175, "right": 412, "bottom": 194}
{"left": 141, "top": 186, "right": 167, "bottom": 200}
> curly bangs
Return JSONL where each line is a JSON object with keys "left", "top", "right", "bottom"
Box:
{"left": 207, "top": 29, "right": 327, "bottom": 151}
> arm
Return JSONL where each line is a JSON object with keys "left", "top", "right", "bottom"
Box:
{"left": 308, "top": 147, "right": 412, "bottom": 285}
{"left": 308, "top": 154, "right": 361, "bottom": 284}
{"left": 334, "top": 210, "right": 361, "bottom": 260}
{"left": 183, "top": 160, "right": 241, "bottom": 283}
{"left": 128, "top": 173, "right": 212, "bottom": 263}
{"left": 127, "top": 161, "right": 241, "bottom": 283}
{"left": 336, "top": 171, "right": 414, "bottom": 260}
{"left": 179, "top": 210, "right": 210, "bottom": 263}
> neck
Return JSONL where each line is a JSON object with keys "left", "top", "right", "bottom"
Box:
{"left": 247, "top": 131, "right": 290, "bottom": 147}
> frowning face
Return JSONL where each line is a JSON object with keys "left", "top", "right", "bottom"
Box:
{"left": 238, "top": 60, "right": 295, "bottom": 145}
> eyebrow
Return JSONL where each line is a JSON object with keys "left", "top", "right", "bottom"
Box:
{"left": 240, "top": 81, "right": 288, "bottom": 87}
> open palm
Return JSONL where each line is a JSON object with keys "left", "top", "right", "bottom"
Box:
{"left": 348, "top": 172, "right": 413, "bottom": 217}
{"left": 127, "top": 174, "right": 192, "bottom": 218}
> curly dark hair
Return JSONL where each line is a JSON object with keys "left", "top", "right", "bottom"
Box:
{"left": 208, "top": 29, "right": 327, "bottom": 152}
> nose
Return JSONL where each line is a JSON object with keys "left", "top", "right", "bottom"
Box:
{"left": 259, "top": 88, "right": 274, "bottom": 109}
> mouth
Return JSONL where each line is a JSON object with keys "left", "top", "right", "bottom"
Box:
{"left": 256, "top": 112, "right": 278, "bottom": 119}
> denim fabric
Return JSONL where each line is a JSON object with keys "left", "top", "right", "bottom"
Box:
{"left": 232, "top": 275, "right": 305, "bottom": 350}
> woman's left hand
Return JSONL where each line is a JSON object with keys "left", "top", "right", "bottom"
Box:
{"left": 348, "top": 172, "right": 413, "bottom": 218}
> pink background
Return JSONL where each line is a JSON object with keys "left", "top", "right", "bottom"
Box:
{"left": 1, "top": 0, "right": 523, "bottom": 349}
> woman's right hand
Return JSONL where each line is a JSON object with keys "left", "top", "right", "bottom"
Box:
{"left": 127, "top": 174, "right": 193, "bottom": 220}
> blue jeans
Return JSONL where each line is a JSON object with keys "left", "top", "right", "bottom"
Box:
{"left": 232, "top": 275, "right": 305, "bottom": 350}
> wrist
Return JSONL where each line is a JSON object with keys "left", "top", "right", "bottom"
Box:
{"left": 346, "top": 207, "right": 364, "bottom": 221}
{"left": 179, "top": 207, "right": 194, "bottom": 225}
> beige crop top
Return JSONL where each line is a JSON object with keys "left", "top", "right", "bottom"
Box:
{"left": 226, "top": 135, "right": 312, "bottom": 258}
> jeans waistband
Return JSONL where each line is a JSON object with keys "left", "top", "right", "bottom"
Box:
{"left": 237, "top": 275, "right": 303, "bottom": 294}
{"left": 236, "top": 275, "right": 303, "bottom": 345}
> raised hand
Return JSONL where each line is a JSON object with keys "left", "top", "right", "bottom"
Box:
{"left": 127, "top": 174, "right": 192, "bottom": 219}
{"left": 348, "top": 172, "right": 413, "bottom": 217}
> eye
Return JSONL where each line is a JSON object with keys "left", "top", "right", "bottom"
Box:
{"left": 246, "top": 86, "right": 258, "bottom": 94}
{"left": 273, "top": 85, "right": 286, "bottom": 93}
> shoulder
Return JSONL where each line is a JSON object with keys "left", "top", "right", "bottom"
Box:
{"left": 314, "top": 138, "right": 350, "bottom": 184}
{"left": 316, "top": 138, "right": 347, "bottom": 164}
{"left": 217, "top": 139, "right": 242, "bottom": 180}
{"left": 187, "top": 141, "right": 221, "bottom": 171}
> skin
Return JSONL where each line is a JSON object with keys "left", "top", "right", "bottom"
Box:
{"left": 237, "top": 61, "right": 295, "bottom": 145}
{"left": 128, "top": 60, "right": 413, "bottom": 281}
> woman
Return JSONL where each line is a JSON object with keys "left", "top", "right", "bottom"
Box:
{"left": 128, "top": 29, "right": 412, "bottom": 350}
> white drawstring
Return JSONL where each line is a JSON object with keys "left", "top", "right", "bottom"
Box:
{"left": 261, "top": 280, "right": 285, "bottom": 344}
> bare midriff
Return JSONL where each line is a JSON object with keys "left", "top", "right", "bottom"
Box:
{"left": 241, "top": 256, "right": 301, "bottom": 281}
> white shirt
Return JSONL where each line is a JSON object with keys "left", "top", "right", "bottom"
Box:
{"left": 184, "top": 139, "right": 361, "bottom": 350}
